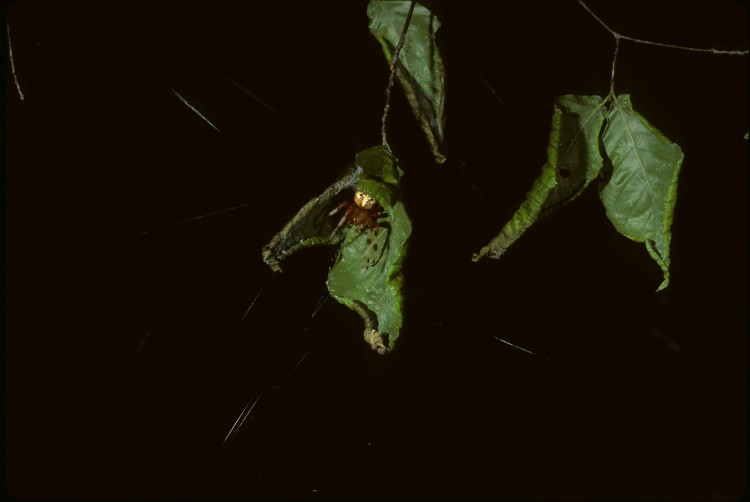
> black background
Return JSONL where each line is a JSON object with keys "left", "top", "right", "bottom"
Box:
{"left": 5, "top": 1, "right": 748, "bottom": 499}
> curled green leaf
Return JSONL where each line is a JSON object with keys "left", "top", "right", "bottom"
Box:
{"left": 600, "top": 95, "right": 683, "bottom": 291}
{"left": 473, "top": 95, "right": 605, "bottom": 261}
{"left": 261, "top": 165, "right": 360, "bottom": 273}
{"left": 327, "top": 146, "right": 411, "bottom": 353}
{"left": 368, "top": 0, "right": 446, "bottom": 164}
{"left": 262, "top": 146, "right": 411, "bottom": 353}
{"left": 327, "top": 197, "right": 410, "bottom": 354}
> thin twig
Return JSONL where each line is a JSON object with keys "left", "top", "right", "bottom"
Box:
{"left": 578, "top": 1, "right": 749, "bottom": 56}
{"left": 7, "top": 22, "right": 25, "bottom": 101}
{"left": 578, "top": 1, "right": 747, "bottom": 96}
{"left": 381, "top": 0, "right": 417, "bottom": 146}
{"left": 619, "top": 34, "right": 749, "bottom": 55}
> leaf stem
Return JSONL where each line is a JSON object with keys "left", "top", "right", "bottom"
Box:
{"left": 381, "top": 0, "right": 417, "bottom": 146}
{"left": 610, "top": 35, "right": 620, "bottom": 96}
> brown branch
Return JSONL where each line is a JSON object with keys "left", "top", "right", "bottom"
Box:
{"left": 578, "top": 1, "right": 749, "bottom": 56}
{"left": 381, "top": 0, "right": 417, "bottom": 146}
{"left": 578, "top": 1, "right": 748, "bottom": 96}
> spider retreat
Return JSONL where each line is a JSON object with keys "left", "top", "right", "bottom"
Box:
{"left": 328, "top": 190, "right": 389, "bottom": 267}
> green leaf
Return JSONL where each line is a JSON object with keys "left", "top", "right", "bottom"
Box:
{"left": 262, "top": 146, "right": 411, "bottom": 354}
{"left": 327, "top": 146, "right": 411, "bottom": 354}
{"left": 600, "top": 95, "right": 683, "bottom": 291}
{"left": 261, "top": 164, "right": 360, "bottom": 273}
{"left": 326, "top": 201, "right": 411, "bottom": 354}
{"left": 473, "top": 95, "right": 605, "bottom": 261}
{"left": 354, "top": 144, "right": 403, "bottom": 207}
{"left": 368, "top": 0, "right": 446, "bottom": 164}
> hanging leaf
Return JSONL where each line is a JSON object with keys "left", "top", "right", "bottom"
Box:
{"left": 262, "top": 146, "right": 411, "bottom": 354}
{"left": 473, "top": 95, "right": 605, "bottom": 261}
{"left": 326, "top": 146, "right": 411, "bottom": 354}
{"left": 600, "top": 94, "right": 683, "bottom": 291}
{"left": 368, "top": 0, "right": 447, "bottom": 164}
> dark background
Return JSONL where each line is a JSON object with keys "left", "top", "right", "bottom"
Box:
{"left": 5, "top": 1, "right": 747, "bottom": 499}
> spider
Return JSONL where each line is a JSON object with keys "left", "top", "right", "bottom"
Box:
{"left": 328, "top": 190, "right": 388, "bottom": 267}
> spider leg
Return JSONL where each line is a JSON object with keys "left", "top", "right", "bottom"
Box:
{"left": 328, "top": 200, "right": 348, "bottom": 217}
{"left": 365, "top": 221, "right": 391, "bottom": 269}
{"left": 329, "top": 213, "right": 348, "bottom": 240}
{"left": 365, "top": 229, "right": 373, "bottom": 268}
{"left": 363, "top": 208, "right": 388, "bottom": 267}
{"left": 375, "top": 221, "right": 391, "bottom": 268}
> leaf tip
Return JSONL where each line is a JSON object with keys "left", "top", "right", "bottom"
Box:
{"left": 365, "top": 329, "right": 390, "bottom": 355}
{"left": 262, "top": 246, "right": 284, "bottom": 273}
